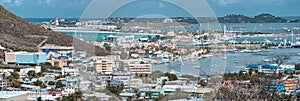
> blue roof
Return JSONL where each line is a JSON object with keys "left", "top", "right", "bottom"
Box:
{"left": 262, "top": 64, "right": 279, "bottom": 69}
{"left": 284, "top": 68, "right": 295, "bottom": 71}
{"left": 58, "top": 56, "right": 68, "bottom": 60}
{"left": 247, "top": 64, "right": 259, "bottom": 68}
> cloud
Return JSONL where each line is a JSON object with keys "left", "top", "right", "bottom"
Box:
{"left": 1, "top": 0, "right": 22, "bottom": 6}
{"left": 13, "top": 0, "right": 21, "bottom": 6}
{"left": 3, "top": 0, "right": 11, "bottom": 3}
{"left": 45, "top": 0, "right": 51, "bottom": 4}
{"left": 211, "top": 0, "right": 239, "bottom": 6}
{"left": 210, "top": 0, "right": 283, "bottom": 6}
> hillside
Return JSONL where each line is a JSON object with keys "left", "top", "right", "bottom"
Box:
{"left": 0, "top": 6, "right": 109, "bottom": 58}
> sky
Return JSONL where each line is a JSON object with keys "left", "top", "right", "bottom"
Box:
{"left": 0, "top": 0, "right": 300, "bottom": 18}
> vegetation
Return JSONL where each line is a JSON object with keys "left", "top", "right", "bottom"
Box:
{"left": 296, "top": 63, "right": 300, "bottom": 70}
{"left": 27, "top": 70, "right": 35, "bottom": 79}
{"left": 55, "top": 80, "right": 65, "bottom": 89}
{"left": 218, "top": 13, "right": 288, "bottom": 23}
{"left": 106, "top": 83, "right": 124, "bottom": 95}
{"left": 33, "top": 80, "right": 46, "bottom": 88}
{"left": 58, "top": 91, "right": 83, "bottom": 101}
{"left": 165, "top": 73, "right": 178, "bottom": 81}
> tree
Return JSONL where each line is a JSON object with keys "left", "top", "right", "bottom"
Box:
{"left": 48, "top": 81, "right": 56, "bottom": 85}
{"left": 11, "top": 80, "right": 21, "bottom": 88}
{"left": 56, "top": 80, "right": 64, "bottom": 89}
{"left": 103, "top": 43, "right": 111, "bottom": 50}
{"left": 199, "top": 79, "right": 208, "bottom": 87}
{"left": 33, "top": 80, "right": 46, "bottom": 88}
{"left": 162, "top": 79, "right": 167, "bottom": 86}
{"left": 165, "top": 73, "right": 178, "bottom": 81}
{"left": 10, "top": 71, "right": 20, "bottom": 79}
{"left": 106, "top": 84, "right": 123, "bottom": 95}
{"left": 27, "top": 70, "right": 35, "bottom": 78}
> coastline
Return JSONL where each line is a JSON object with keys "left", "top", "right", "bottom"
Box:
{"left": 53, "top": 29, "right": 165, "bottom": 36}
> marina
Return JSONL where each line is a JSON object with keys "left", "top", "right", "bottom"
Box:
{"left": 153, "top": 48, "right": 300, "bottom": 77}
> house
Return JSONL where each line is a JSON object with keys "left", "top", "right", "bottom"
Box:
{"left": 0, "top": 91, "right": 29, "bottom": 101}
{"left": 19, "top": 66, "right": 41, "bottom": 77}
{"left": 139, "top": 89, "right": 165, "bottom": 99}
{"left": 264, "top": 80, "right": 285, "bottom": 92}
{"left": 157, "top": 77, "right": 169, "bottom": 85}
{"left": 5, "top": 52, "right": 46, "bottom": 65}
{"left": 284, "top": 80, "right": 299, "bottom": 90}
{"left": 61, "top": 67, "right": 78, "bottom": 76}
{"left": 246, "top": 64, "right": 295, "bottom": 74}
{"left": 83, "top": 93, "right": 111, "bottom": 101}
{"left": 50, "top": 59, "right": 67, "bottom": 68}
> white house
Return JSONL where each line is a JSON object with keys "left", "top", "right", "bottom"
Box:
{"left": 19, "top": 66, "right": 41, "bottom": 77}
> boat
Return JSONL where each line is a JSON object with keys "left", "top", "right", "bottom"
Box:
{"left": 291, "top": 41, "right": 300, "bottom": 48}
{"left": 202, "top": 54, "right": 213, "bottom": 58}
{"left": 262, "top": 38, "right": 271, "bottom": 44}
{"left": 222, "top": 56, "right": 227, "bottom": 60}
{"left": 241, "top": 38, "right": 250, "bottom": 44}
{"left": 263, "top": 58, "right": 271, "bottom": 62}
{"left": 239, "top": 49, "right": 259, "bottom": 53}
{"left": 234, "top": 60, "right": 239, "bottom": 63}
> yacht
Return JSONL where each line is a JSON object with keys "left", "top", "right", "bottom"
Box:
{"left": 263, "top": 58, "right": 271, "bottom": 62}
{"left": 291, "top": 41, "right": 300, "bottom": 48}
{"left": 241, "top": 39, "right": 250, "bottom": 44}
{"left": 240, "top": 49, "right": 259, "bottom": 53}
{"left": 262, "top": 38, "right": 272, "bottom": 44}
{"left": 234, "top": 60, "right": 239, "bottom": 63}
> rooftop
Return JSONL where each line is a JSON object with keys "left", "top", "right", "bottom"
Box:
{"left": 0, "top": 91, "right": 29, "bottom": 99}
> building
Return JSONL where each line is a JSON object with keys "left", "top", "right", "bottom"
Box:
{"left": 129, "top": 62, "right": 152, "bottom": 76}
{"left": 41, "top": 44, "right": 74, "bottom": 55}
{"left": 62, "top": 67, "right": 78, "bottom": 76}
{"left": 0, "top": 78, "right": 11, "bottom": 90}
{"left": 245, "top": 64, "right": 295, "bottom": 74}
{"left": 19, "top": 66, "right": 41, "bottom": 77}
{"left": 5, "top": 52, "right": 47, "bottom": 65}
{"left": 264, "top": 80, "right": 285, "bottom": 92}
{"left": 0, "top": 91, "right": 29, "bottom": 101}
{"left": 111, "top": 73, "right": 133, "bottom": 80}
{"left": 95, "top": 57, "right": 113, "bottom": 74}
{"left": 139, "top": 89, "right": 165, "bottom": 99}
{"left": 50, "top": 59, "right": 67, "bottom": 68}
{"left": 0, "top": 69, "right": 14, "bottom": 74}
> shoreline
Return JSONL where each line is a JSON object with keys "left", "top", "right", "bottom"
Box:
{"left": 53, "top": 29, "right": 165, "bottom": 36}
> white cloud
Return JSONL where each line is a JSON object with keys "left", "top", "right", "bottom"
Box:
{"left": 3, "top": 0, "right": 12, "bottom": 3}
{"left": 13, "top": 0, "right": 21, "bottom": 6}
{"left": 1, "top": 0, "right": 22, "bottom": 6}
{"left": 45, "top": 0, "right": 51, "bottom": 4}
{"left": 210, "top": 0, "right": 283, "bottom": 6}
{"left": 211, "top": 0, "right": 240, "bottom": 6}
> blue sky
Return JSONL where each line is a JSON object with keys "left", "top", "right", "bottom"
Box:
{"left": 0, "top": 0, "right": 300, "bottom": 18}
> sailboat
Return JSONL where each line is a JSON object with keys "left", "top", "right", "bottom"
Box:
{"left": 180, "top": 56, "right": 184, "bottom": 65}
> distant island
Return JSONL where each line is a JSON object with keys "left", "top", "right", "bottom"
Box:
{"left": 217, "top": 13, "right": 299, "bottom": 23}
